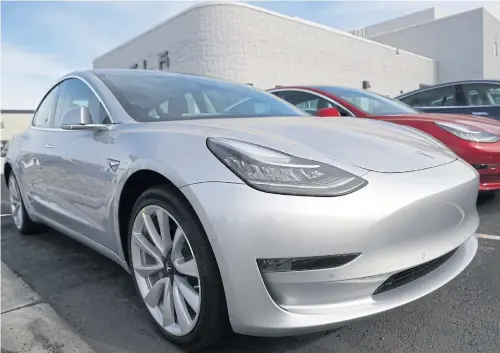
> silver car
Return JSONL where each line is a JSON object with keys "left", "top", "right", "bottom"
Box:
{"left": 5, "top": 70, "right": 479, "bottom": 349}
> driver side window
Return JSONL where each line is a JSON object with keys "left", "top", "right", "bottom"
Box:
{"left": 402, "top": 85, "right": 457, "bottom": 107}
{"left": 53, "top": 78, "right": 111, "bottom": 127}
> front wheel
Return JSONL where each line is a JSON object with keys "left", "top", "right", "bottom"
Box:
{"left": 128, "top": 186, "right": 230, "bottom": 349}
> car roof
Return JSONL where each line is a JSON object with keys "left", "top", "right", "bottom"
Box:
{"left": 63, "top": 69, "right": 227, "bottom": 81}
{"left": 396, "top": 79, "right": 500, "bottom": 99}
{"left": 270, "top": 85, "right": 363, "bottom": 93}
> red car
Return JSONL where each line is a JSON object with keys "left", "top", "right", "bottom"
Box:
{"left": 268, "top": 86, "right": 500, "bottom": 192}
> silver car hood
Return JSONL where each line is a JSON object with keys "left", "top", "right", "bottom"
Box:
{"left": 170, "top": 116, "right": 458, "bottom": 173}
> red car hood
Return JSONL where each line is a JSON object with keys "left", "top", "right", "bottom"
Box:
{"left": 379, "top": 113, "right": 500, "bottom": 135}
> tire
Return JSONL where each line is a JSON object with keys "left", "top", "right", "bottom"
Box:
{"left": 8, "top": 173, "right": 40, "bottom": 235}
{"left": 127, "top": 185, "right": 231, "bottom": 350}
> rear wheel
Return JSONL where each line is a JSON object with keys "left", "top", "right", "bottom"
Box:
{"left": 8, "top": 174, "right": 39, "bottom": 234}
{"left": 128, "top": 186, "right": 230, "bottom": 349}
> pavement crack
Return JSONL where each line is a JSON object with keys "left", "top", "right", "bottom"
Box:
{"left": 1, "top": 299, "right": 43, "bottom": 315}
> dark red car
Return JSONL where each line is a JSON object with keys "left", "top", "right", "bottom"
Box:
{"left": 268, "top": 86, "right": 500, "bottom": 192}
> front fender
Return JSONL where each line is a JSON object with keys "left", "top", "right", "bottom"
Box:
{"left": 109, "top": 158, "right": 188, "bottom": 264}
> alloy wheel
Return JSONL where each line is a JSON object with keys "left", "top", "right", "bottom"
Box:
{"left": 131, "top": 205, "right": 201, "bottom": 336}
{"left": 9, "top": 176, "right": 23, "bottom": 229}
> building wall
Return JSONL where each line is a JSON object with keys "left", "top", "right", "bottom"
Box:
{"left": 371, "top": 8, "right": 484, "bottom": 83}
{"left": 354, "top": 7, "right": 436, "bottom": 39}
{"left": 1, "top": 111, "right": 34, "bottom": 141}
{"left": 93, "top": 5, "right": 210, "bottom": 76}
{"left": 483, "top": 9, "right": 500, "bottom": 79}
{"left": 93, "top": 2, "right": 436, "bottom": 96}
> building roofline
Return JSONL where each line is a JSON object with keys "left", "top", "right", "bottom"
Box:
{"left": 93, "top": 1, "right": 435, "bottom": 64}
{"left": 366, "top": 7, "right": 485, "bottom": 39}
{"left": 482, "top": 6, "right": 500, "bottom": 22}
{"left": 350, "top": 7, "right": 436, "bottom": 36}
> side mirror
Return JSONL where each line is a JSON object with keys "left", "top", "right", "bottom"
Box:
{"left": 60, "top": 106, "right": 110, "bottom": 131}
{"left": 316, "top": 107, "right": 341, "bottom": 117}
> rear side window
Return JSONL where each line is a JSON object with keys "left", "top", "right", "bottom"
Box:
{"left": 462, "top": 83, "right": 500, "bottom": 106}
{"left": 32, "top": 87, "right": 59, "bottom": 127}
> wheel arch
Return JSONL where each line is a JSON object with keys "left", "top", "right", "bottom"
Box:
{"left": 4, "top": 162, "right": 12, "bottom": 187}
{"left": 115, "top": 168, "right": 224, "bottom": 280}
{"left": 117, "top": 169, "right": 180, "bottom": 266}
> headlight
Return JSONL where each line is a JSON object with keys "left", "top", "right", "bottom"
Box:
{"left": 206, "top": 137, "right": 368, "bottom": 196}
{"left": 435, "top": 122, "right": 499, "bottom": 143}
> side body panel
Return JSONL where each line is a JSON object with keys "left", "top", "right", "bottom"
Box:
{"left": 34, "top": 128, "right": 118, "bottom": 249}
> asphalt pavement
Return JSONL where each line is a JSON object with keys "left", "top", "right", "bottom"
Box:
{"left": 1, "top": 263, "right": 97, "bottom": 353}
{"left": 1, "top": 174, "right": 500, "bottom": 353}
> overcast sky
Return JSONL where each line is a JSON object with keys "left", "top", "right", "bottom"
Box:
{"left": 2, "top": 0, "right": 500, "bottom": 110}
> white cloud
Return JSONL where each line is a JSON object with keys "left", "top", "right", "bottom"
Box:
{"left": 1, "top": 1, "right": 201, "bottom": 110}
{"left": 1, "top": 44, "right": 75, "bottom": 109}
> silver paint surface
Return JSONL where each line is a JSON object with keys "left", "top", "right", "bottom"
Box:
{"left": 5, "top": 70, "right": 480, "bottom": 336}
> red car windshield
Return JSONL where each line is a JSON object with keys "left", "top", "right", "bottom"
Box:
{"left": 316, "top": 86, "right": 420, "bottom": 116}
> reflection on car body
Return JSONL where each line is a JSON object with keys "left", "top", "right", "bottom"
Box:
{"left": 270, "top": 85, "right": 500, "bottom": 192}
{"left": 395, "top": 80, "right": 500, "bottom": 121}
{"left": 5, "top": 70, "right": 480, "bottom": 349}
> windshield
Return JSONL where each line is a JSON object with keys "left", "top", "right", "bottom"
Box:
{"left": 95, "top": 71, "right": 306, "bottom": 122}
{"left": 316, "top": 86, "right": 419, "bottom": 115}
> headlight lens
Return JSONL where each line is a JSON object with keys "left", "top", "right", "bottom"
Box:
{"left": 206, "top": 137, "right": 368, "bottom": 196}
{"left": 435, "top": 122, "right": 500, "bottom": 143}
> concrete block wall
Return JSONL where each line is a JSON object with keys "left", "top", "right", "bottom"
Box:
{"left": 93, "top": 2, "right": 437, "bottom": 97}
{"left": 356, "top": 7, "right": 436, "bottom": 39}
{"left": 483, "top": 9, "right": 500, "bottom": 79}
{"left": 371, "top": 8, "right": 485, "bottom": 84}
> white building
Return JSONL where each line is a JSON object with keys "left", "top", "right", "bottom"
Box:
{"left": 1, "top": 110, "right": 35, "bottom": 159}
{"left": 352, "top": 7, "right": 500, "bottom": 84}
{"left": 1, "top": 110, "right": 35, "bottom": 141}
{"left": 93, "top": 2, "right": 436, "bottom": 97}
{"left": 93, "top": 2, "right": 499, "bottom": 96}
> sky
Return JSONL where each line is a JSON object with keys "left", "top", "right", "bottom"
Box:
{"left": 2, "top": 0, "right": 500, "bottom": 110}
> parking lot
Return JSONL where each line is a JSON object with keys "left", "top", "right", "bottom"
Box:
{"left": 1, "top": 175, "right": 499, "bottom": 353}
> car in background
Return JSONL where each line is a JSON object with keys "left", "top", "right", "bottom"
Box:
{"left": 395, "top": 80, "right": 500, "bottom": 120}
{"left": 5, "top": 70, "right": 480, "bottom": 349}
{"left": 269, "top": 85, "right": 500, "bottom": 192}
{"left": 1, "top": 140, "right": 8, "bottom": 157}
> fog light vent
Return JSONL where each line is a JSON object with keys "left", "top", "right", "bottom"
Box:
{"left": 257, "top": 253, "right": 360, "bottom": 273}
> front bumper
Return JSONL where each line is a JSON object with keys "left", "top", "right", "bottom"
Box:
{"left": 459, "top": 141, "right": 500, "bottom": 191}
{"left": 476, "top": 164, "right": 500, "bottom": 191}
{"left": 181, "top": 160, "right": 479, "bottom": 336}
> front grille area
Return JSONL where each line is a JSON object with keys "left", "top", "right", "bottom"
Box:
{"left": 373, "top": 248, "right": 458, "bottom": 296}
{"left": 480, "top": 174, "right": 500, "bottom": 183}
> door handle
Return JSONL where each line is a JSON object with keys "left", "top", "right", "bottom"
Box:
{"left": 471, "top": 112, "right": 489, "bottom": 116}
{"left": 45, "top": 144, "right": 55, "bottom": 149}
